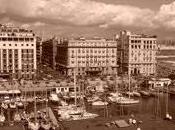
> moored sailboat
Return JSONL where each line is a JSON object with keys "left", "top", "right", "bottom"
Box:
{"left": 117, "top": 71, "right": 139, "bottom": 105}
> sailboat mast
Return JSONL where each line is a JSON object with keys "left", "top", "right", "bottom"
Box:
{"left": 128, "top": 69, "right": 131, "bottom": 99}
{"left": 46, "top": 84, "right": 48, "bottom": 117}
{"left": 166, "top": 84, "right": 169, "bottom": 114}
{"left": 34, "top": 84, "right": 37, "bottom": 124}
{"left": 74, "top": 68, "right": 77, "bottom": 106}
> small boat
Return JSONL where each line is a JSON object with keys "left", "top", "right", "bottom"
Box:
{"left": 87, "top": 96, "right": 100, "bottom": 102}
{"left": 140, "top": 91, "right": 150, "bottom": 97}
{"left": 92, "top": 100, "right": 108, "bottom": 106}
{"left": 132, "top": 91, "right": 141, "bottom": 97}
{"left": 126, "top": 91, "right": 134, "bottom": 97}
{"left": 117, "top": 97, "right": 139, "bottom": 105}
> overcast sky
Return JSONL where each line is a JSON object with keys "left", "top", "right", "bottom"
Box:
{"left": 0, "top": 0, "right": 175, "bottom": 40}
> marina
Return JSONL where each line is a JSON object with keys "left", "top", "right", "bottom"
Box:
{"left": 1, "top": 1, "right": 175, "bottom": 130}
{"left": 0, "top": 87, "right": 175, "bottom": 130}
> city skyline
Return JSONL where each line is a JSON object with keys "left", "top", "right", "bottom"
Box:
{"left": 0, "top": 0, "right": 175, "bottom": 39}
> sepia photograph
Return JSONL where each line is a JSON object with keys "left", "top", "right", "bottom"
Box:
{"left": 0, "top": 0, "right": 175, "bottom": 130}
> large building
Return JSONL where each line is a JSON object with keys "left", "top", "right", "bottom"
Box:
{"left": 0, "top": 24, "right": 36, "bottom": 79}
{"left": 42, "top": 37, "right": 58, "bottom": 69}
{"left": 117, "top": 30, "right": 157, "bottom": 76}
{"left": 36, "top": 36, "right": 42, "bottom": 64}
{"left": 56, "top": 37, "right": 118, "bottom": 76}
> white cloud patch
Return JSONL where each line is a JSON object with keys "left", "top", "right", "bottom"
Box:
{"left": 0, "top": 0, "right": 155, "bottom": 28}
{"left": 21, "top": 24, "right": 30, "bottom": 29}
{"left": 33, "top": 22, "right": 46, "bottom": 27}
{"left": 0, "top": 0, "right": 175, "bottom": 30}
{"left": 156, "top": 1, "right": 175, "bottom": 28}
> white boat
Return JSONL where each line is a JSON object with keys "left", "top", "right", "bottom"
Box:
{"left": 92, "top": 100, "right": 108, "bottom": 106}
{"left": 87, "top": 96, "right": 100, "bottom": 102}
{"left": 108, "top": 96, "right": 120, "bottom": 102}
{"left": 71, "top": 112, "right": 99, "bottom": 120}
{"left": 108, "top": 92, "right": 122, "bottom": 102}
{"left": 140, "top": 91, "right": 150, "bottom": 97}
{"left": 110, "top": 92, "right": 122, "bottom": 97}
{"left": 0, "top": 114, "right": 5, "bottom": 122}
{"left": 133, "top": 91, "right": 141, "bottom": 97}
{"left": 126, "top": 91, "right": 134, "bottom": 97}
{"left": 117, "top": 97, "right": 140, "bottom": 105}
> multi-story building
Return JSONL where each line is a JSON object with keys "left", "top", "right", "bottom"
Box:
{"left": 0, "top": 24, "right": 36, "bottom": 79}
{"left": 56, "top": 37, "right": 118, "bottom": 76}
{"left": 118, "top": 30, "right": 157, "bottom": 76}
{"left": 36, "top": 36, "right": 42, "bottom": 64}
{"left": 42, "top": 37, "right": 58, "bottom": 69}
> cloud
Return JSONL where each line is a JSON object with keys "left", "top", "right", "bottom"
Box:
{"left": 33, "top": 21, "right": 46, "bottom": 27}
{"left": 0, "top": 0, "right": 175, "bottom": 31}
{"left": 156, "top": 1, "right": 175, "bottom": 28}
{"left": 0, "top": 0, "right": 156, "bottom": 28}
{"left": 21, "top": 23, "right": 30, "bottom": 28}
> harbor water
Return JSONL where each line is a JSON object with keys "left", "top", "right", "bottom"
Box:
{"left": 1, "top": 93, "right": 175, "bottom": 130}
{"left": 87, "top": 93, "right": 175, "bottom": 120}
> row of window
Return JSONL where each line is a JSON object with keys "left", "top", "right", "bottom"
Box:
{"left": 131, "top": 40, "right": 156, "bottom": 44}
{"left": 71, "top": 49, "right": 116, "bottom": 54}
{"left": 0, "top": 37, "right": 34, "bottom": 42}
{"left": 71, "top": 55, "right": 116, "bottom": 58}
{"left": 131, "top": 44, "right": 156, "bottom": 49}
{"left": 1, "top": 43, "right": 34, "bottom": 47}
{"left": 71, "top": 60, "right": 115, "bottom": 64}
{"left": 69, "top": 42, "right": 116, "bottom": 46}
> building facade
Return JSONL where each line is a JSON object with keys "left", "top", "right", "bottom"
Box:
{"left": 57, "top": 37, "right": 118, "bottom": 76}
{"left": 118, "top": 30, "right": 157, "bottom": 76}
{"left": 36, "top": 36, "right": 42, "bottom": 64}
{"left": 0, "top": 24, "right": 36, "bottom": 79}
{"left": 42, "top": 37, "right": 58, "bottom": 69}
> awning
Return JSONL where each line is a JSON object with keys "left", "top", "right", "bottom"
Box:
{"left": 8, "top": 90, "right": 21, "bottom": 94}
{"left": 0, "top": 90, "right": 9, "bottom": 94}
